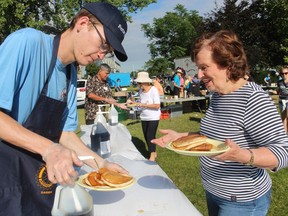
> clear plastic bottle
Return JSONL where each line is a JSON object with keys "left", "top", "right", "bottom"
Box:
{"left": 108, "top": 104, "right": 118, "bottom": 126}
{"left": 90, "top": 107, "right": 111, "bottom": 158}
{"left": 90, "top": 122, "right": 111, "bottom": 158}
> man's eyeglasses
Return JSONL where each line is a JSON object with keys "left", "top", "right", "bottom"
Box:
{"left": 90, "top": 22, "right": 112, "bottom": 54}
{"left": 282, "top": 72, "right": 288, "bottom": 75}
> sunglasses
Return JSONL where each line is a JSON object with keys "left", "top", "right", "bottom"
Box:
{"left": 90, "top": 22, "right": 112, "bottom": 54}
{"left": 282, "top": 72, "right": 288, "bottom": 75}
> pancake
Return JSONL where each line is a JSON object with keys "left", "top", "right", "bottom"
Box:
{"left": 172, "top": 134, "right": 208, "bottom": 150}
{"left": 84, "top": 171, "right": 107, "bottom": 187}
{"left": 83, "top": 169, "right": 134, "bottom": 189}
{"left": 187, "top": 143, "right": 213, "bottom": 151}
{"left": 101, "top": 170, "right": 134, "bottom": 187}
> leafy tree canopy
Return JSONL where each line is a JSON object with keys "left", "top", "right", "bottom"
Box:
{"left": 204, "top": 0, "right": 288, "bottom": 71}
{"left": 141, "top": 0, "right": 288, "bottom": 80}
{"left": 85, "top": 62, "right": 99, "bottom": 77}
{"left": 0, "top": 0, "right": 156, "bottom": 43}
{"left": 144, "top": 57, "right": 170, "bottom": 76}
{"left": 141, "top": 4, "right": 203, "bottom": 71}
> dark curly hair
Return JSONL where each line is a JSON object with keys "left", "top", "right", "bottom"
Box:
{"left": 282, "top": 65, "right": 288, "bottom": 72}
{"left": 191, "top": 30, "right": 249, "bottom": 81}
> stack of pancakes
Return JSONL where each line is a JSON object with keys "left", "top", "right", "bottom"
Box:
{"left": 172, "top": 134, "right": 213, "bottom": 151}
{"left": 83, "top": 168, "right": 134, "bottom": 188}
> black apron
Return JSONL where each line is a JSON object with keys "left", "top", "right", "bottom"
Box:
{"left": 0, "top": 35, "right": 71, "bottom": 215}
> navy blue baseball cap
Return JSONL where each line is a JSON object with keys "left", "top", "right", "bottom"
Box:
{"left": 83, "top": 2, "right": 128, "bottom": 62}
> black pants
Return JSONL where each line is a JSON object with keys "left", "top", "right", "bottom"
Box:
{"left": 174, "top": 87, "right": 180, "bottom": 97}
{"left": 141, "top": 120, "right": 159, "bottom": 153}
{"left": 86, "top": 119, "right": 95, "bottom": 125}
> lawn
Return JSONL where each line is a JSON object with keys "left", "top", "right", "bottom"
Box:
{"left": 77, "top": 107, "right": 288, "bottom": 216}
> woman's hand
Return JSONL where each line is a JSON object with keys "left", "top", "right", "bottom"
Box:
{"left": 212, "top": 139, "right": 279, "bottom": 169}
{"left": 151, "top": 129, "right": 186, "bottom": 147}
{"left": 212, "top": 139, "right": 249, "bottom": 163}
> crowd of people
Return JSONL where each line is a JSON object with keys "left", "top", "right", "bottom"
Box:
{"left": 83, "top": 37, "right": 288, "bottom": 216}
{"left": 1, "top": 1, "right": 288, "bottom": 215}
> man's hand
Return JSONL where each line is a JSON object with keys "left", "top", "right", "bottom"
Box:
{"left": 99, "top": 160, "right": 129, "bottom": 174}
{"left": 42, "top": 144, "right": 83, "bottom": 186}
{"left": 116, "top": 103, "right": 129, "bottom": 110}
{"left": 106, "top": 98, "right": 117, "bottom": 104}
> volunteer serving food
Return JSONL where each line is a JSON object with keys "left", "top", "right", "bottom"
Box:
{"left": 152, "top": 30, "right": 288, "bottom": 216}
{"left": 0, "top": 2, "right": 129, "bottom": 215}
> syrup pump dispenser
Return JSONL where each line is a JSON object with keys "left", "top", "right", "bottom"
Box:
{"left": 51, "top": 158, "right": 95, "bottom": 216}
{"left": 51, "top": 182, "right": 94, "bottom": 216}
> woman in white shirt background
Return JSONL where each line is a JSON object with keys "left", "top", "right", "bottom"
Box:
{"left": 133, "top": 72, "right": 161, "bottom": 161}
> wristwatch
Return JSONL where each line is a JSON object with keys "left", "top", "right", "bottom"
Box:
{"left": 243, "top": 149, "right": 254, "bottom": 166}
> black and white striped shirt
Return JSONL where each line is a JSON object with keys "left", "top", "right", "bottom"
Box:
{"left": 200, "top": 82, "right": 288, "bottom": 202}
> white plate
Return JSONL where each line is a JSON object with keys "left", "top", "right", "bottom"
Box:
{"left": 126, "top": 103, "right": 139, "bottom": 108}
{"left": 76, "top": 173, "right": 136, "bottom": 191}
{"left": 166, "top": 138, "right": 230, "bottom": 156}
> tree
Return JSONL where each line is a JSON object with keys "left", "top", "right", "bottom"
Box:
{"left": 204, "top": 0, "right": 267, "bottom": 68}
{"left": 85, "top": 63, "right": 99, "bottom": 77}
{"left": 203, "top": 0, "right": 288, "bottom": 72}
{"left": 264, "top": 0, "right": 288, "bottom": 65}
{"left": 0, "top": 0, "right": 156, "bottom": 43}
{"left": 144, "top": 57, "right": 170, "bottom": 76}
{"left": 141, "top": 4, "right": 203, "bottom": 71}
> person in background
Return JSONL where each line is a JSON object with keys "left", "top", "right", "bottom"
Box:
{"left": 186, "top": 74, "right": 201, "bottom": 96}
{"left": 85, "top": 63, "right": 127, "bottom": 125}
{"left": 180, "top": 68, "right": 186, "bottom": 97}
{"left": 277, "top": 65, "right": 288, "bottom": 133}
{"left": 132, "top": 72, "right": 161, "bottom": 161}
{"left": 184, "top": 75, "right": 191, "bottom": 90}
{"left": 264, "top": 73, "right": 271, "bottom": 86}
{"left": 115, "top": 78, "right": 122, "bottom": 92}
{"left": 173, "top": 68, "right": 183, "bottom": 98}
{"left": 152, "top": 30, "right": 288, "bottom": 216}
{"left": 0, "top": 2, "right": 129, "bottom": 215}
{"left": 153, "top": 75, "right": 164, "bottom": 98}
{"left": 192, "top": 74, "right": 199, "bottom": 84}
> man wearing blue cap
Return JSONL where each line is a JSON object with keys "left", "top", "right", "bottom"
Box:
{"left": 0, "top": 2, "right": 128, "bottom": 215}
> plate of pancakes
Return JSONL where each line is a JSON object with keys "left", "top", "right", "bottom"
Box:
{"left": 166, "top": 134, "right": 230, "bottom": 156}
{"left": 77, "top": 168, "right": 136, "bottom": 191}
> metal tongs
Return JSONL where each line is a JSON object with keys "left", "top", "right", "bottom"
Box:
{"left": 78, "top": 156, "right": 99, "bottom": 170}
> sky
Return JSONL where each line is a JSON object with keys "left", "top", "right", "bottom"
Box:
{"left": 119, "top": 0, "right": 224, "bottom": 72}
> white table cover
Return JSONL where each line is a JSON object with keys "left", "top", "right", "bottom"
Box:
{"left": 80, "top": 123, "right": 203, "bottom": 216}
{"left": 80, "top": 123, "right": 144, "bottom": 160}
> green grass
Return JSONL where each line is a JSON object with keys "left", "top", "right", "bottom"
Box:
{"left": 77, "top": 108, "right": 288, "bottom": 216}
